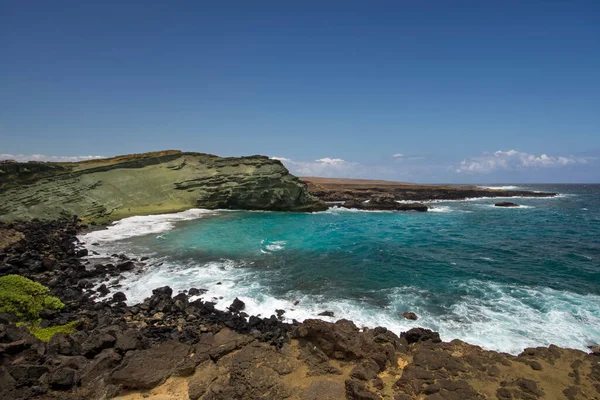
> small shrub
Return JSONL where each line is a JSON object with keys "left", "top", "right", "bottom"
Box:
{"left": 0, "top": 274, "right": 64, "bottom": 320}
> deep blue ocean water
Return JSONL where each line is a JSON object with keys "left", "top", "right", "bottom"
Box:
{"left": 81, "top": 184, "right": 600, "bottom": 354}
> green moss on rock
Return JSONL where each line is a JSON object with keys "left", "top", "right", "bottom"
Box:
{"left": 0, "top": 274, "right": 64, "bottom": 320}
{"left": 19, "top": 320, "right": 79, "bottom": 342}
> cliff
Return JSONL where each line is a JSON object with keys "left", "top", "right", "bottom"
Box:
{"left": 0, "top": 151, "right": 326, "bottom": 223}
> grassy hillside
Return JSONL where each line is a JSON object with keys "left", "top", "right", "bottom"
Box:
{"left": 0, "top": 151, "right": 325, "bottom": 224}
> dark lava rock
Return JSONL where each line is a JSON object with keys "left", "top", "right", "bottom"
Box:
{"left": 188, "top": 287, "right": 206, "bottom": 296}
{"left": 152, "top": 286, "right": 173, "bottom": 298}
{"left": 318, "top": 311, "right": 335, "bottom": 317}
{"left": 112, "top": 292, "right": 127, "bottom": 302}
{"left": 110, "top": 340, "right": 192, "bottom": 389}
{"left": 97, "top": 283, "right": 110, "bottom": 296}
{"left": 115, "top": 330, "right": 144, "bottom": 353}
{"left": 345, "top": 379, "right": 380, "bottom": 400}
{"left": 495, "top": 201, "right": 519, "bottom": 207}
{"left": 401, "top": 312, "right": 418, "bottom": 320}
{"left": 117, "top": 260, "right": 135, "bottom": 271}
{"left": 81, "top": 333, "right": 116, "bottom": 358}
{"left": 8, "top": 364, "right": 49, "bottom": 384}
{"left": 229, "top": 298, "right": 245, "bottom": 313}
{"left": 0, "top": 312, "right": 17, "bottom": 325}
{"left": 401, "top": 327, "right": 441, "bottom": 344}
{"left": 49, "top": 367, "right": 79, "bottom": 389}
{"left": 47, "top": 333, "right": 78, "bottom": 356}
{"left": 76, "top": 248, "right": 88, "bottom": 257}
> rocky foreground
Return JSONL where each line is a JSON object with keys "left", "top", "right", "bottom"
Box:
{"left": 1, "top": 220, "right": 599, "bottom": 400}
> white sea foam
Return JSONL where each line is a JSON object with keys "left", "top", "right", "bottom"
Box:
{"left": 428, "top": 206, "right": 452, "bottom": 213}
{"left": 106, "top": 249, "right": 600, "bottom": 355}
{"left": 261, "top": 240, "right": 287, "bottom": 252}
{"left": 423, "top": 195, "right": 554, "bottom": 204}
{"left": 79, "top": 209, "right": 218, "bottom": 243}
{"left": 477, "top": 185, "right": 522, "bottom": 190}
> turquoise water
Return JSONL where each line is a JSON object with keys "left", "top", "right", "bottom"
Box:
{"left": 82, "top": 184, "right": 600, "bottom": 354}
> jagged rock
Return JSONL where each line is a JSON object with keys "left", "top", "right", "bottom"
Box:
{"left": 229, "top": 298, "right": 245, "bottom": 313}
{"left": 194, "top": 328, "right": 254, "bottom": 361}
{"left": 402, "top": 312, "right": 418, "bottom": 320}
{"left": 8, "top": 364, "right": 49, "bottom": 384}
{"left": 345, "top": 379, "right": 380, "bottom": 400}
{"left": 97, "top": 284, "right": 109, "bottom": 296}
{"left": 115, "top": 330, "right": 144, "bottom": 353}
{"left": 152, "top": 286, "right": 173, "bottom": 298}
{"left": 112, "top": 292, "right": 127, "bottom": 302}
{"left": 110, "top": 340, "right": 192, "bottom": 389}
{"left": 188, "top": 287, "right": 206, "bottom": 296}
{"left": 80, "top": 333, "right": 116, "bottom": 358}
{"left": 47, "top": 333, "right": 78, "bottom": 356}
{"left": 318, "top": 311, "right": 335, "bottom": 317}
{"left": 401, "top": 327, "right": 441, "bottom": 344}
{"left": 49, "top": 367, "right": 79, "bottom": 389}
{"left": 116, "top": 260, "right": 135, "bottom": 271}
{"left": 495, "top": 201, "right": 519, "bottom": 207}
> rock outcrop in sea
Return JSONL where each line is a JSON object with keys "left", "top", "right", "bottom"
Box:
{"left": 0, "top": 150, "right": 326, "bottom": 224}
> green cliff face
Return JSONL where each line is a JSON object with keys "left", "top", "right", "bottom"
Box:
{"left": 0, "top": 151, "right": 326, "bottom": 223}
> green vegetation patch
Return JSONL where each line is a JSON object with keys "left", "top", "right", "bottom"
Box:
{"left": 0, "top": 274, "right": 64, "bottom": 320}
{"left": 17, "top": 320, "right": 79, "bottom": 342}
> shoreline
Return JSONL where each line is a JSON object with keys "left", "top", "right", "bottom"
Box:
{"left": 2, "top": 218, "right": 600, "bottom": 399}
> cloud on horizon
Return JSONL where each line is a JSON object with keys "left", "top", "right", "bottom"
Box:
{"left": 271, "top": 156, "right": 394, "bottom": 178}
{"left": 0, "top": 154, "right": 106, "bottom": 163}
{"left": 455, "top": 150, "right": 589, "bottom": 174}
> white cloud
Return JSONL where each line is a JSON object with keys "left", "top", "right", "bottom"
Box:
{"left": 456, "top": 150, "right": 588, "bottom": 174}
{"left": 271, "top": 156, "right": 393, "bottom": 178}
{"left": 392, "top": 153, "right": 404, "bottom": 158}
{"left": 0, "top": 153, "right": 106, "bottom": 162}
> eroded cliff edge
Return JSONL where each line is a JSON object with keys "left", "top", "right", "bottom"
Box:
{"left": 0, "top": 151, "right": 326, "bottom": 223}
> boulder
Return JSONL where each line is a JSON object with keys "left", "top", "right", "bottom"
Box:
{"left": 112, "top": 292, "right": 127, "bottom": 302}
{"left": 495, "top": 201, "right": 519, "bottom": 207}
{"left": 80, "top": 332, "right": 116, "bottom": 358}
{"left": 318, "top": 311, "right": 335, "bottom": 317}
{"left": 401, "top": 327, "right": 441, "bottom": 344}
{"left": 402, "top": 312, "right": 418, "bottom": 320}
{"left": 115, "top": 330, "right": 144, "bottom": 353}
{"left": 116, "top": 260, "right": 135, "bottom": 271}
{"left": 110, "top": 340, "right": 192, "bottom": 389}
{"left": 49, "top": 367, "right": 79, "bottom": 389}
{"left": 228, "top": 298, "right": 245, "bottom": 313}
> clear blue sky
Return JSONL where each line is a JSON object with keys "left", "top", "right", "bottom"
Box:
{"left": 1, "top": 1, "right": 598, "bottom": 182}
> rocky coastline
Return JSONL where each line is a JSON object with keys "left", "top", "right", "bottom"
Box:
{"left": 1, "top": 219, "right": 599, "bottom": 400}
{"left": 303, "top": 177, "right": 557, "bottom": 212}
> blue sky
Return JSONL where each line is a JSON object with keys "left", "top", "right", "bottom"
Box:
{"left": 1, "top": 1, "right": 598, "bottom": 183}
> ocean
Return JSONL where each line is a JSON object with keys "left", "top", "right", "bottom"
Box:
{"left": 80, "top": 184, "right": 600, "bottom": 355}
